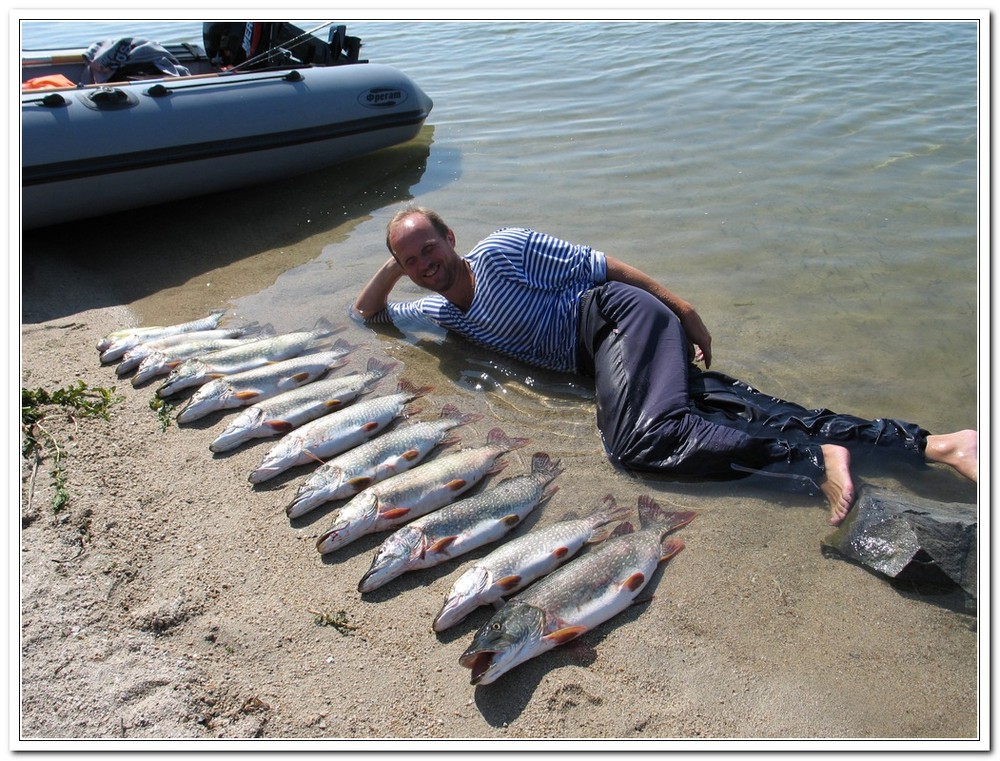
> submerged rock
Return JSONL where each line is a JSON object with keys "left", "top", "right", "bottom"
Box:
{"left": 822, "top": 485, "right": 977, "bottom": 606}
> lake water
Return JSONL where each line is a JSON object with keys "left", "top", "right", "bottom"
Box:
{"left": 20, "top": 19, "right": 982, "bottom": 501}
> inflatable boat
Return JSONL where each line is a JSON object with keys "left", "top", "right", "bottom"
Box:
{"left": 20, "top": 22, "right": 434, "bottom": 229}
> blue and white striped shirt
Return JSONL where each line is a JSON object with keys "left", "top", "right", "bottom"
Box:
{"left": 385, "top": 228, "right": 607, "bottom": 372}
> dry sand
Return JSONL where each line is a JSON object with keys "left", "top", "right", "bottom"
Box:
{"left": 17, "top": 202, "right": 982, "bottom": 751}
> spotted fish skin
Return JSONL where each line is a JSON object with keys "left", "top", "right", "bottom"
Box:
{"left": 285, "top": 404, "right": 482, "bottom": 519}
{"left": 97, "top": 310, "right": 226, "bottom": 362}
{"left": 315, "top": 427, "right": 529, "bottom": 555}
{"left": 458, "top": 496, "right": 694, "bottom": 686}
{"left": 209, "top": 357, "right": 397, "bottom": 453}
{"left": 131, "top": 336, "right": 264, "bottom": 387}
{"left": 156, "top": 319, "right": 344, "bottom": 398}
{"left": 174, "top": 348, "right": 351, "bottom": 424}
{"left": 431, "top": 494, "right": 632, "bottom": 633}
{"left": 247, "top": 380, "right": 432, "bottom": 484}
{"left": 358, "top": 452, "right": 563, "bottom": 594}
{"left": 115, "top": 327, "right": 257, "bottom": 376}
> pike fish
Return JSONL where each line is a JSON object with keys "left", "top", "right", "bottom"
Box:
{"left": 358, "top": 452, "right": 563, "bottom": 593}
{"left": 116, "top": 326, "right": 258, "bottom": 376}
{"left": 316, "top": 427, "right": 529, "bottom": 555}
{"left": 209, "top": 357, "right": 397, "bottom": 453}
{"left": 248, "top": 380, "right": 432, "bottom": 484}
{"left": 432, "top": 494, "right": 632, "bottom": 632}
{"left": 131, "top": 337, "right": 264, "bottom": 387}
{"left": 157, "top": 320, "right": 344, "bottom": 398}
{"left": 286, "top": 404, "right": 482, "bottom": 519}
{"left": 459, "top": 496, "right": 694, "bottom": 686}
{"left": 175, "top": 348, "right": 351, "bottom": 424}
{"left": 98, "top": 310, "right": 226, "bottom": 362}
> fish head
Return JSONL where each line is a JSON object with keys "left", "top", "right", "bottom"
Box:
{"left": 432, "top": 566, "right": 493, "bottom": 632}
{"left": 209, "top": 408, "right": 264, "bottom": 453}
{"left": 315, "top": 492, "right": 380, "bottom": 554}
{"left": 459, "top": 602, "right": 547, "bottom": 686}
{"left": 157, "top": 361, "right": 206, "bottom": 397}
{"left": 357, "top": 527, "right": 424, "bottom": 594}
{"left": 175, "top": 380, "right": 228, "bottom": 424}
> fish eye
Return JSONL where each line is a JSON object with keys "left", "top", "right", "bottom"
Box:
{"left": 492, "top": 622, "right": 501, "bottom": 631}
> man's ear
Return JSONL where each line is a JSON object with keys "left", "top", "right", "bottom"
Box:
{"left": 447, "top": 228, "right": 456, "bottom": 247}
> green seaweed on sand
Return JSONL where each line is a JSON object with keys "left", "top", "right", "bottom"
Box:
{"left": 21, "top": 381, "right": 122, "bottom": 513}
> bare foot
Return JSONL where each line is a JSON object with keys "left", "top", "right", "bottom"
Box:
{"left": 925, "top": 430, "right": 978, "bottom": 482}
{"left": 820, "top": 444, "right": 855, "bottom": 526}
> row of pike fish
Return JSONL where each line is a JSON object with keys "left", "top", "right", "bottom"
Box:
{"left": 96, "top": 310, "right": 695, "bottom": 685}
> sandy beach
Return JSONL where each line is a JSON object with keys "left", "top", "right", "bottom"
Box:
{"left": 17, "top": 202, "right": 982, "bottom": 750}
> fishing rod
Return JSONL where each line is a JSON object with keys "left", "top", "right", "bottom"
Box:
{"left": 228, "top": 21, "right": 337, "bottom": 73}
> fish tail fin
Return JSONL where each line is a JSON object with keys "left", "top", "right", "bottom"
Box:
{"left": 439, "top": 404, "right": 484, "bottom": 428}
{"left": 486, "top": 427, "right": 530, "bottom": 451}
{"left": 637, "top": 495, "right": 697, "bottom": 533}
{"left": 331, "top": 337, "right": 357, "bottom": 352}
{"left": 586, "top": 494, "right": 633, "bottom": 544}
{"left": 312, "top": 316, "right": 347, "bottom": 336}
{"left": 397, "top": 378, "right": 434, "bottom": 398}
{"left": 366, "top": 357, "right": 399, "bottom": 377}
{"left": 530, "top": 452, "right": 564, "bottom": 481}
{"left": 660, "top": 537, "right": 685, "bottom": 562}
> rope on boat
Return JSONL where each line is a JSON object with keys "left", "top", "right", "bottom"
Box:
{"left": 227, "top": 21, "right": 337, "bottom": 74}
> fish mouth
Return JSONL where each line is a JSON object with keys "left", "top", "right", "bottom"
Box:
{"left": 459, "top": 650, "right": 496, "bottom": 686}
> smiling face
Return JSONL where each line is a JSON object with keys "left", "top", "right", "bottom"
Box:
{"left": 388, "top": 212, "right": 465, "bottom": 296}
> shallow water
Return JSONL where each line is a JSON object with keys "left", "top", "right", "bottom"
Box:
{"left": 20, "top": 19, "right": 981, "bottom": 501}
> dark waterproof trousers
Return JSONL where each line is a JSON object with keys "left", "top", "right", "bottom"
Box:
{"left": 576, "top": 282, "right": 928, "bottom": 493}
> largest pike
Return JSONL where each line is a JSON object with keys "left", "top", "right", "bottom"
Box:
{"left": 248, "top": 380, "right": 432, "bottom": 484}
{"left": 315, "top": 427, "right": 529, "bottom": 555}
{"left": 358, "top": 452, "right": 563, "bottom": 593}
{"left": 98, "top": 310, "right": 227, "bottom": 362}
{"left": 459, "top": 496, "right": 694, "bottom": 686}
{"left": 285, "top": 404, "right": 482, "bottom": 519}
{"left": 209, "top": 357, "right": 397, "bottom": 453}
{"left": 175, "top": 348, "right": 351, "bottom": 424}
{"left": 432, "top": 494, "right": 632, "bottom": 632}
{"left": 157, "top": 319, "right": 344, "bottom": 398}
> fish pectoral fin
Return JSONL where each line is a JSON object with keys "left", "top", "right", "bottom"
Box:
{"left": 347, "top": 476, "right": 372, "bottom": 490}
{"left": 496, "top": 575, "right": 522, "bottom": 591}
{"left": 380, "top": 507, "right": 410, "bottom": 520}
{"left": 235, "top": 390, "right": 261, "bottom": 400}
{"left": 401, "top": 448, "right": 421, "bottom": 462}
{"left": 501, "top": 514, "right": 521, "bottom": 527}
{"left": 446, "top": 478, "right": 467, "bottom": 491}
{"left": 427, "top": 535, "right": 458, "bottom": 554}
{"left": 324, "top": 399, "right": 343, "bottom": 408}
{"left": 290, "top": 372, "right": 311, "bottom": 382}
{"left": 544, "top": 626, "right": 588, "bottom": 646}
{"left": 266, "top": 420, "right": 294, "bottom": 433}
{"left": 622, "top": 572, "right": 647, "bottom": 592}
{"left": 552, "top": 546, "right": 570, "bottom": 559}
{"left": 361, "top": 421, "right": 380, "bottom": 432}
